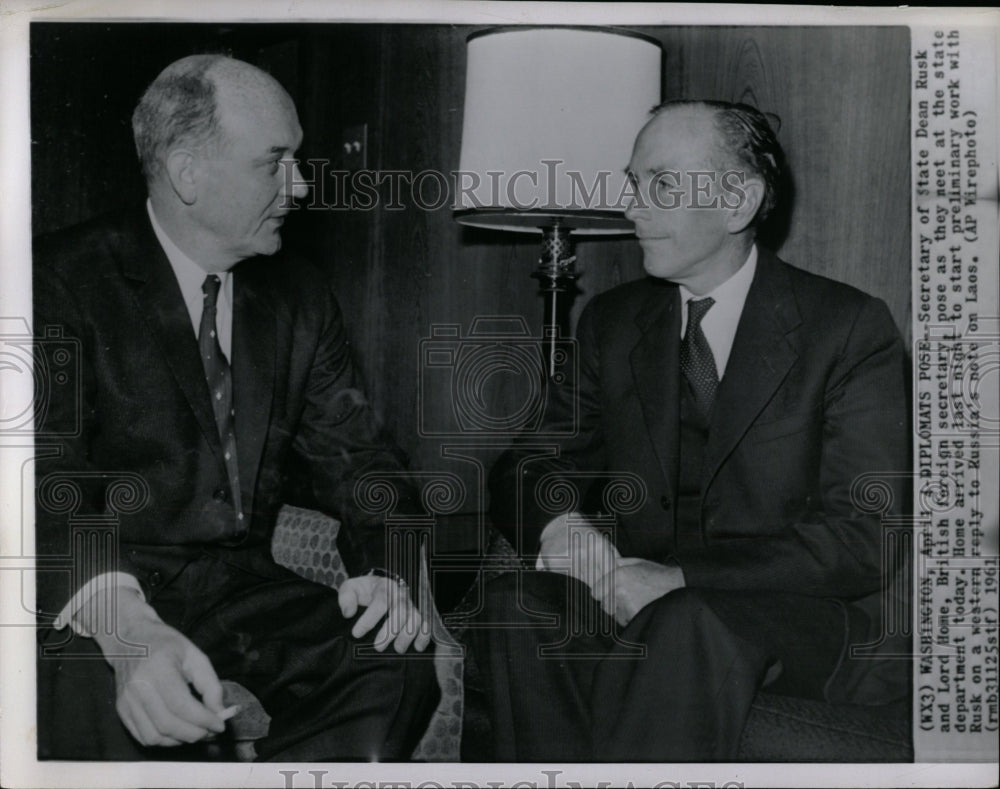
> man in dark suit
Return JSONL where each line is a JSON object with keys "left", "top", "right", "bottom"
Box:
{"left": 476, "top": 100, "right": 909, "bottom": 761}
{"left": 33, "top": 54, "right": 438, "bottom": 761}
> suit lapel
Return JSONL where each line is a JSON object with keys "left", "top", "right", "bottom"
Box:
{"left": 118, "top": 213, "right": 223, "bottom": 460}
{"left": 629, "top": 282, "right": 682, "bottom": 502}
{"left": 704, "top": 250, "right": 801, "bottom": 487}
{"left": 231, "top": 261, "right": 276, "bottom": 516}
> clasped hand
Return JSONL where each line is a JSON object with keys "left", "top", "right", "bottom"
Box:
{"left": 537, "top": 519, "right": 685, "bottom": 626}
{"left": 592, "top": 556, "right": 685, "bottom": 626}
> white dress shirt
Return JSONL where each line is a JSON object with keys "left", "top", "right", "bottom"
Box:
{"left": 535, "top": 245, "right": 758, "bottom": 570}
{"left": 677, "top": 245, "right": 757, "bottom": 378}
{"left": 147, "top": 200, "right": 234, "bottom": 361}
{"left": 54, "top": 202, "right": 234, "bottom": 633}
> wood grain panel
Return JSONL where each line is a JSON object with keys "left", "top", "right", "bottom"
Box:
{"left": 654, "top": 26, "right": 910, "bottom": 338}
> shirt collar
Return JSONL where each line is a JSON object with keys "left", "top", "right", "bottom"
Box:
{"left": 146, "top": 199, "right": 230, "bottom": 294}
{"left": 146, "top": 200, "right": 233, "bottom": 360}
{"left": 678, "top": 245, "right": 757, "bottom": 311}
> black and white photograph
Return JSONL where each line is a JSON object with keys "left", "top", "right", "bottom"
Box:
{"left": 0, "top": 3, "right": 997, "bottom": 788}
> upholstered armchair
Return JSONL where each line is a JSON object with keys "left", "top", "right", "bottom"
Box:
{"left": 219, "top": 503, "right": 464, "bottom": 761}
{"left": 223, "top": 471, "right": 911, "bottom": 762}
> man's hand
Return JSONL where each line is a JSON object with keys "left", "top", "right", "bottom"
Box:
{"left": 338, "top": 574, "right": 431, "bottom": 653}
{"left": 89, "top": 592, "right": 229, "bottom": 747}
{"left": 536, "top": 514, "right": 621, "bottom": 593}
{"left": 593, "top": 557, "right": 686, "bottom": 626}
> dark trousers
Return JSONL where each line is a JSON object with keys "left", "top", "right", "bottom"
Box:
{"left": 37, "top": 551, "right": 439, "bottom": 761}
{"left": 472, "top": 571, "right": 849, "bottom": 762}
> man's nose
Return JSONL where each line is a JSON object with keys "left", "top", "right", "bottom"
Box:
{"left": 289, "top": 162, "right": 309, "bottom": 200}
{"left": 280, "top": 161, "right": 310, "bottom": 202}
{"left": 624, "top": 194, "right": 641, "bottom": 223}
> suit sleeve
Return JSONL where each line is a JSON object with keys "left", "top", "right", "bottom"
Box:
{"left": 33, "top": 259, "right": 145, "bottom": 619}
{"left": 290, "top": 285, "right": 424, "bottom": 591}
{"left": 678, "top": 296, "right": 910, "bottom": 598}
{"left": 489, "top": 298, "right": 608, "bottom": 562}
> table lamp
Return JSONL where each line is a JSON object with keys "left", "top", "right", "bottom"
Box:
{"left": 454, "top": 26, "right": 662, "bottom": 375}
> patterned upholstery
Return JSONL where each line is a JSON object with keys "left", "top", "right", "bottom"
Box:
{"left": 224, "top": 504, "right": 463, "bottom": 761}
{"left": 270, "top": 505, "right": 350, "bottom": 589}
{"left": 738, "top": 693, "right": 912, "bottom": 762}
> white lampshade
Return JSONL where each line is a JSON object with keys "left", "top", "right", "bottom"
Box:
{"left": 455, "top": 27, "right": 662, "bottom": 235}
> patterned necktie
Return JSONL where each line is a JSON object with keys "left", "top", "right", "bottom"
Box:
{"left": 680, "top": 296, "right": 719, "bottom": 418}
{"left": 199, "top": 275, "right": 241, "bottom": 517}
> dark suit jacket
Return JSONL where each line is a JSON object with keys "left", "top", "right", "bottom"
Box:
{"left": 490, "top": 248, "right": 911, "bottom": 699}
{"left": 33, "top": 210, "right": 421, "bottom": 619}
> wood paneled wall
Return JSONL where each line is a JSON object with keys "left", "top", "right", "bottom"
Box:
{"left": 31, "top": 23, "right": 910, "bottom": 527}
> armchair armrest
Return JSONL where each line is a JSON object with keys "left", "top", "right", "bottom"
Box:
{"left": 270, "top": 504, "right": 463, "bottom": 762}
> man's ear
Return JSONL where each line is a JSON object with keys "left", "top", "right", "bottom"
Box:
{"left": 725, "top": 176, "right": 764, "bottom": 235}
{"left": 164, "top": 149, "right": 200, "bottom": 205}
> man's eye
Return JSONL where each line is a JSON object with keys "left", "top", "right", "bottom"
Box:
{"left": 656, "top": 176, "right": 682, "bottom": 192}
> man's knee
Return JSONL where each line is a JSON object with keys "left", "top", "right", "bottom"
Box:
{"left": 480, "top": 570, "right": 580, "bottom": 622}
{"left": 629, "top": 586, "right": 729, "bottom": 641}
{"left": 402, "top": 643, "right": 440, "bottom": 696}
{"left": 645, "top": 585, "right": 709, "bottom": 614}
{"left": 347, "top": 628, "right": 437, "bottom": 670}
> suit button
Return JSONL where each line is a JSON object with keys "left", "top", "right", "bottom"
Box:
{"left": 213, "top": 488, "right": 229, "bottom": 503}
{"left": 148, "top": 571, "right": 162, "bottom": 586}
{"left": 660, "top": 495, "right": 671, "bottom": 510}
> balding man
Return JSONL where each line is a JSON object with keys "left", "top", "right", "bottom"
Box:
{"left": 478, "top": 101, "right": 910, "bottom": 761}
{"left": 34, "top": 54, "right": 438, "bottom": 761}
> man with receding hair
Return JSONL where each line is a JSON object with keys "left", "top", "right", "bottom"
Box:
{"left": 34, "top": 54, "right": 438, "bottom": 761}
{"left": 477, "top": 100, "right": 909, "bottom": 761}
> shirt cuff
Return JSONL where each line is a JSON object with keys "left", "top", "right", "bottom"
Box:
{"left": 53, "top": 572, "right": 145, "bottom": 634}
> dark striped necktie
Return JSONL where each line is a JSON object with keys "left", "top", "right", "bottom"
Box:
{"left": 199, "top": 275, "right": 241, "bottom": 517}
